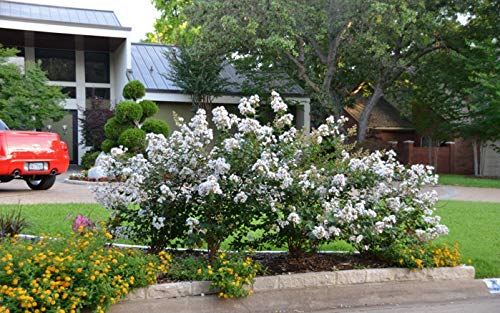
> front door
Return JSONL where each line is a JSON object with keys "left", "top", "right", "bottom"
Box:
{"left": 51, "top": 110, "right": 78, "bottom": 164}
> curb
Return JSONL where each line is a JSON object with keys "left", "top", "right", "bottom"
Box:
{"left": 63, "top": 178, "right": 102, "bottom": 185}
{"left": 124, "top": 266, "right": 475, "bottom": 301}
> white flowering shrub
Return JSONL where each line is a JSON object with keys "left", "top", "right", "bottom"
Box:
{"left": 93, "top": 92, "right": 448, "bottom": 260}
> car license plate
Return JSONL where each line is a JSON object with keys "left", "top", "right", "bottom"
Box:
{"left": 28, "top": 162, "right": 45, "bottom": 171}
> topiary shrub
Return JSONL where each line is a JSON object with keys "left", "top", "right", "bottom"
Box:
{"left": 118, "top": 128, "right": 146, "bottom": 152}
{"left": 139, "top": 100, "right": 159, "bottom": 120}
{"left": 104, "top": 117, "right": 132, "bottom": 140}
{"left": 102, "top": 80, "right": 171, "bottom": 154}
{"left": 141, "top": 118, "right": 170, "bottom": 137}
{"left": 115, "top": 100, "right": 143, "bottom": 123}
{"left": 123, "top": 80, "right": 146, "bottom": 101}
{"left": 81, "top": 150, "right": 101, "bottom": 169}
{"left": 101, "top": 139, "right": 116, "bottom": 153}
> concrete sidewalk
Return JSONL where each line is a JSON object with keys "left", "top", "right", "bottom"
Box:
{"left": 432, "top": 185, "right": 500, "bottom": 203}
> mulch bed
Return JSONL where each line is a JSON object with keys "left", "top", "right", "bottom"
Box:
{"left": 161, "top": 250, "right": 393, "bottom": 283}
{"left": 253, "top": 252, "right": 392, "bottom": 275}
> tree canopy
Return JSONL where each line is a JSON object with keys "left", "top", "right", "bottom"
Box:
{"left": 0, "top": 46, "right": 66, "bottom": 130}
{"left": 147, "top": 0, "right": 498, "bottom": 145}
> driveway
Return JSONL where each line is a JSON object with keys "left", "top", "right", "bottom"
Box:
{"left": 0, "top": 171, "right": 96, "bottom": 204}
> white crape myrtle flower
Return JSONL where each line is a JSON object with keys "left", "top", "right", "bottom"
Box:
{"left": 287, "top": 212, "right": 301, "bottom": 225}
{"left": 186, "top": 217, "right": 200, "bottom": 235}
{"left": 223, "top": 138, "right": 240, "bottom": 152}
{"left": 198, "top": 175, "right": 223, "bottom": 197}
{"left": 208, "top": 157, "right": 231, "bottom": 176}
{"left": 274, "top": 113, "right": 294, "bottom": 129}
{"left": 238, "top": 95, "right": 259, "bottom": 116}
{"left": 312, "top": 225, "right": 328, "bottom": 239}
{"left": 270, "top": 90, "right": 288, "bottom": 113}
{"left": 212, "top": 106, "right": 233, "bottom": 130}
{"left": 234, "top": 191, "right": 248, "bottom": 203}
{"left": 238, "top": 118, "right": 261, "bottom": 134}
{"left": 152, "top": 216, "right": 166, "bottom": 230}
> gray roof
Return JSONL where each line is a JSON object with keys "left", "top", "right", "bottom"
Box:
{"left": 0, "top": 1, "right": 125, "bottom": 29}
{"left": 130, "top": 43, "right": 306, "bottom": 96}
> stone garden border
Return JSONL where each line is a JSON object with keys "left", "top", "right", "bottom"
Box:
{"left": 125, "top": 266, "right": 475, "bottom": 301}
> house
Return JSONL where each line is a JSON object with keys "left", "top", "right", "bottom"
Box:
{"left": 0, "top": 1, "right": 310, "bottom": 164}
{"left": 345, "top": 87, "right": 476, "bottom": 175}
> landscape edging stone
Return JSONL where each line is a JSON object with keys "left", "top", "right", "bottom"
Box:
{"left": 123, "top": 265, "right": 475, "bottom": 301}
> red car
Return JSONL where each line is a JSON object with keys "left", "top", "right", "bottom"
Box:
{"left": 0, "top": 120, "right": 70, "bottom": 190}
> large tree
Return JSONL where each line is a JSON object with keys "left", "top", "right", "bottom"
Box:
{"left": 0, "top": 46, "right": 66, "bottom": 130}
{"left": 348, "top": 0, "right": 463, "bottom": 141}
{"left": 182, "top": 0, "right": 362, "bottom": 122}
{"left": 146, "top": 0, "right": 199, "bottom": 45}
{"left": 395, "top": 0, "right": 499, "bottom": 175}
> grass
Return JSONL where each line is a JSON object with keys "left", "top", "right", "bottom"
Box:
{"left": 436, "top": 200, "right": 500, "bottom": 278}
{"left": 0, "top": 203, "right": 108, "bottom": 237}
{"left": 438, "top": 174, "right": 500, "bottom": 188}
{"left": 1, "top": 200, "right": 498, "bottom": 278}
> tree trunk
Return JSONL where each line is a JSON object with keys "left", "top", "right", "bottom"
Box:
{"left": 472, "top": 140, "right": 479, "bottom": 176}
{"left": 357, "top": 83, "right": 384, "bottom": 142}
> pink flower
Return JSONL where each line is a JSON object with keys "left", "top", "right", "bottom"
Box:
{"left": 72, "top": 214, "right": 95, "bottom": 232}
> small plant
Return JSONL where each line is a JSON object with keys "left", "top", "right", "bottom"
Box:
{"left": 207, "top": 252, "right": 260, "bottom": 299}
{"left": 164, "top": 251, "right": 260, "bottom": 299}
{"left": 81, "top": 150, "right": 101, "bottom": 169}
{"left": 390, "top": 242, "right": 462, "bottom": 269}
{"left": 72, "top": 214, "right": 96, "bottom": 232}
{"left": 0, "top": 208, "right": 29, "bottom": 238}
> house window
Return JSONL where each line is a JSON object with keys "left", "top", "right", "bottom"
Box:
{"left": 85, "top": 52, "right": 110, "bottom": 83}
{"left": 61, "top": 87, "right": 77, "bottom": 99}
{"left": 86, "top": 87, "right": 110, "bottom": 109}
{"left": 35, "top": 48, "right": 76, "bottom": 82}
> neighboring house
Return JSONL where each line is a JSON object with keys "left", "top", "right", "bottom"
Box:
{"left": 0, "top": 1, "right": 310, "bottom": 164}
{"left": 345, "top": 87, "right": 476, "bottom": 175}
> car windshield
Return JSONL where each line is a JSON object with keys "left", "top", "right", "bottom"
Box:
{"left": 0, "top": 120, "right": 10, "bottom": 130}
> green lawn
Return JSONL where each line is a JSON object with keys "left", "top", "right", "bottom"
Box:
{"left": 436, "top": 200, "right": 500, "bottom": 278}
{"left": 1, "top": 200, "right": 498, "bottom": 278}
{"left": 0, "top": 203, "right": 108, "bottom": 237}
{"left": 439, "top": 174, "right": 500, "bottom": 188}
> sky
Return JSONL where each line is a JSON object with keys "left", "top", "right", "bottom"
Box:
{"left": 13, "top": 0, "right": 160, "bottom": 41}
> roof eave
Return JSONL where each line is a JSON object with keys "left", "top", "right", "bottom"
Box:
{"left": 0, "top": 15, "right": 132, "bottom": 32}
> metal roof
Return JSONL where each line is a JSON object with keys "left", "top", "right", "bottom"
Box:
{"left": 130, "top": 43, "right": 306, "bottom": 96}
{"left": 0, "top": 1, "right": 124, "bottom": 29}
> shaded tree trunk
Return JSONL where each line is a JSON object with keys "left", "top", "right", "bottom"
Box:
{"left": 357, "top": 83, "right": 384, "bottom": 142}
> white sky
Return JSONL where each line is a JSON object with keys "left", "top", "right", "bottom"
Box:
{"left": 13, "top": 0, "right": 160, "bottom": 42}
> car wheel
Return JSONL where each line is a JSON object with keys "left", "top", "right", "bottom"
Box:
{"left": 25, "top": 175, "right": 57, "bottom": 190}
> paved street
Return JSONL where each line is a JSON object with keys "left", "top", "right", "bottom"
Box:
{"left": 314, "top": 297, "right": 500, "bottom": 313}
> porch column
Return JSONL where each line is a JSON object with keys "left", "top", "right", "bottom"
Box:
{"left": 446, "top": 141, "right": 456, "bottom": 174}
